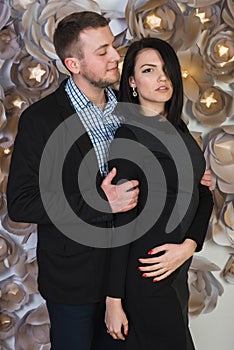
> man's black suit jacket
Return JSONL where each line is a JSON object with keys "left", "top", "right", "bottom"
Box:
{"left": 7, "top": 80, "right": 114, "bottom": 304}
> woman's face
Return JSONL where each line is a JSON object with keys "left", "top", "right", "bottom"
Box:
{"left": 129, "top": 48, "right": 173, "bottom": 115}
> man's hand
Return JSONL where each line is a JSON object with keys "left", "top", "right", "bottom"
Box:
{"left": 101, "top": 167, "right": 139, "bottom": 213}
{"left": 200, "top": 169, "right": 213, "bottom": 190}
{"left": 105, "top": 297, "right": 128, "bottom": 341}
{"left": 138, "top": 239, "right": 197, "bottom": 282}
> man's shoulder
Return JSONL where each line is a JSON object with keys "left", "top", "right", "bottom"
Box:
{"left": 20, "top": 79, "right": 71, "bottom": 123}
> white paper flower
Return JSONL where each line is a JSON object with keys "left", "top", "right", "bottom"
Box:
{"left": 0, "top": 278, "right": 29, "bottom": 312}
{"left": 221, "top": 254, "right": 234, "bottom": 284}
{"left": 188, "top": 255, "right": 224, "bottom": 317}
{"left": 0, "top": 3, "right": 11, "bottom": 30}
{"left": 204, "top": 126, "right": 234, "bottom": 193}
{"left": 15, "top": 303, "right": 50, "bottom": 350}
{"left": 11, "top": 0, "right": 38, "bottom": 12}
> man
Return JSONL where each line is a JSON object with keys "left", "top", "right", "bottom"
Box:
{"left": 7, "top": 11, "right": 139, "bottom": 350}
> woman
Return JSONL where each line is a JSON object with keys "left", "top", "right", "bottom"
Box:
{"left": 104, "top": 38, "right": 213, "bottom": 350}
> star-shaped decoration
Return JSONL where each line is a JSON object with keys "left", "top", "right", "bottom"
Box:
{"left": 28, "top": 63, "right": 46, "bottom": 83}
{"left": 195, "top": 9, "right": 210, "bottom": 24}
{"left": 12, "top": 97, "right": 26, "bottom": 109}
{"left": 200, "top": 92, "right": 218, "bottom": 108}
{"left": 144, "top": 13, "right": 163, "bottom": 30}
{"left": 217, "top": 44, "right": 229, "bottom": 58}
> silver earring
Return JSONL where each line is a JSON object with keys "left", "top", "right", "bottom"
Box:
{"left": 132, "top": 87, "right": 138, "bottom": 97}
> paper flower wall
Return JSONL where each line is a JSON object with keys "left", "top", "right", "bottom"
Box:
{"left": 0, "top": 0, "right": 233, "bottom": 348}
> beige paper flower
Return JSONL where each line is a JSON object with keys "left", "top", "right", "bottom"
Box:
{"left": 0, "top": 115, "right": 19, "bottom": 157}
{"left": 0, "top": 3, "right": 11, "bottom": 30}
{"left": 22, "top": 0, "right": 101, "bottom": 72}
{"left": 4, "top": 88, "right": 32, "bottom": 117}
{"left": 192, "top": 86, "right": 233, "bottom": 126}
{"left": 1, "top": 214, "right": 37, "bottom": 244}
{"left": 11, "top": 51, "right": 59, "bottom": 99}
{"left": 199, "top": 24, "right": 234, "bottom": 83}
{"left": 15, "top": 303, "right": 50, "bottom": 350}
{"left": 125, "top": 0, "right": 201, "bottom": 51}
{"left": 177, "top": 49, "right": 213, "bottom": 102}
{"left": 221, "top": 254, "right": 234, "bottom": 284}
{"left": 14, "top": 248, "right": 39, "bottom": 294}
{"left": 188, "top": 255, "right": 224, "bottom": 317}
{"left": 210, "top": 193, "right": 234, "bottom": 247}
{"left": 204, "top": 126, "right": 234, "bottom": 193}
{"left": 222, "top": 0, "right": 234, "bottom": 28}
{"left": 0, "top": 25, "right": 20, "bottom": 60}
{"left": 192, "top": 5, "right": 221, "bottom": 31}
{"left": 0, "top": 279, "right": 29, "bottom": 312}
{"left": 0, "top": 231, "right": 19, "bottom": 273}
{"left": 0, "top": 311, "right": 19, "bottom": 340}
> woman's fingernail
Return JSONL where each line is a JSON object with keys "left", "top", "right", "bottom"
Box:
{"left": 148, "top": 249, "right": 153, "bottom": 255}
{"left": 125, "top": 331, "right": 128, "bottom": 336}
{"left": 153, "top": 279, "right": 158, "bottom": 283}
{"left": 142, "top": 273, "right": 147, "bottom": 278}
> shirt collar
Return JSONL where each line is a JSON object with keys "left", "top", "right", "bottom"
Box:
{"left": 65, "top": 77, "right": 117, "bottom": 111}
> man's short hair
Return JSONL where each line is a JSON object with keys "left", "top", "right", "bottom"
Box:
{"left": 53, "top": 11, "right": 108, "bottom": 63}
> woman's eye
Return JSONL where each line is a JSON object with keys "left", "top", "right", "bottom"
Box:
{"left": 99, "top": 52, "right": 107, "bottom": 56}
{"left": 142, "top": 68, "right": 153, "bottom": 73}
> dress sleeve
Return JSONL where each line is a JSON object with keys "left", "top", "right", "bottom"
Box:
{"left": 185, "top": 183, "right": 213, "bottom": 251}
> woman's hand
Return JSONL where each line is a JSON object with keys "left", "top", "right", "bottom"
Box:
{"left": 200, "top": 169, "right": 213, "bottom": 190}
{"left": 105, "top": 297, "right": 128, "bottom": 341}
{"left": 138, "top": 239, "right": 197, "bottom": 282}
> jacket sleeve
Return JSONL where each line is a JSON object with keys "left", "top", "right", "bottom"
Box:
{"left": 184, "top": 183, "right": 213, "bottom": 251}
{"left": 7, "top": 106, "right": 113, "bottom": 225}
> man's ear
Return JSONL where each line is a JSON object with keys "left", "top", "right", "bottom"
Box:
{"left": 129, "top": 76, "right": 136, "bottom": 88}
{"left": 64, "top": 57, "right": 80, "bottom": 74}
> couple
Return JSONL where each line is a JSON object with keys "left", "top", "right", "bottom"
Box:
{"left": 7, "top": 11, "right": 213, "bottom": 350}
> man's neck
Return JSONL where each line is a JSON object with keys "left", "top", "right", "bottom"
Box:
{"left": 72, "top": 76, "right": 107, "bottom": 108}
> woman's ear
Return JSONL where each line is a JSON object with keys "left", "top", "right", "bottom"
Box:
{"left": 129, "top": 76, "right": 136, "bottom": 88}
{"left": 64, "top": 57, "right": 80, "bottom": 74}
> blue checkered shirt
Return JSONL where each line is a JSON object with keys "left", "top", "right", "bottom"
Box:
{"left": 65, "top": 77, "right": 122, "bottom": 176}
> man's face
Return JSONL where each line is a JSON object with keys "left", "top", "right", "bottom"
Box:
{"left": 77, "top": 26, "right": 120, "bottom": 88}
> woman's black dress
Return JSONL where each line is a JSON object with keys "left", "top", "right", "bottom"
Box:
{"left": 106, "top": 116, "right": 213, "bottom": 350}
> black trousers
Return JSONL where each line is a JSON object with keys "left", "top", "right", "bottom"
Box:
{"left": 46, "top": 300, "right": 118, "bottom": 350}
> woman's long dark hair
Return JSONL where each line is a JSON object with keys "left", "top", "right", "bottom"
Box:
{"left": 119, "top": 38, "right": 184, "bottom": 130}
